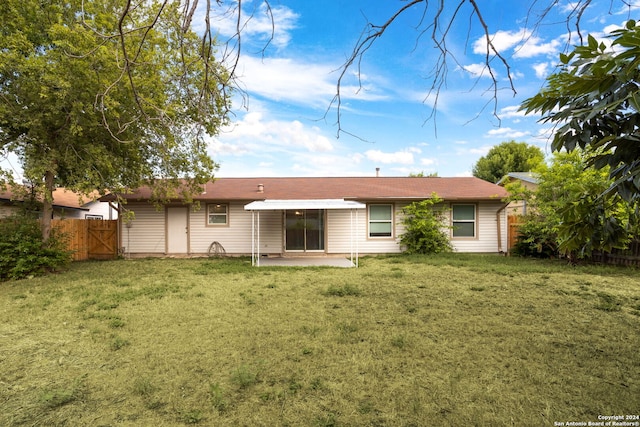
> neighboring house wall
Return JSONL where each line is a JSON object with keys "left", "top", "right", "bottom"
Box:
{"left": 81, "top": 200, "right": 118, "bottom": 219}
{"left": 52, "top": 208, "right": 88, "bottom": 219}
{"left": 121, "top": 199, "right": 507, "bottom": 256}
{"left": 0, "top": 204, "right": 18, "bottom": 217}
{"left": 506, "top": 179, "right": 538, "bottom": 216}
{"left": 0, "top": 198, "right": 116, "bottom": 220}
{"left": 0, "top": 203, "right": 87, "bottom": 219}
{"left": 500, "top": 176, "right": 539, "bottom": 216}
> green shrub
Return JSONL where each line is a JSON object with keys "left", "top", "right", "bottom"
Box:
{"left": 0, "top": 215, "right": 72, "bottom": 281}
{"left": 399, "top": 196, "right": 452, "bottom": 254}
{"left": 511, "top": 215, "right": 559, "bottom": 258}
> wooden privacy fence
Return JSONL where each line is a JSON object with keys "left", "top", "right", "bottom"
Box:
{"left": 592, "top": 240, "right": 640, "bottom": 267}
{"left": 507, "top": 215, "right": 522, "bottom": 252}
{"left": 507, "top": 215, "right": 640, "bottom": 266}
{"left": 51, "top": 219, "right": 118, "bottom": 261}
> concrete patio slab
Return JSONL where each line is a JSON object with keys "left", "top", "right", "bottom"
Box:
{"left": 256, "top": 257, "right": 355, "bottom": 267}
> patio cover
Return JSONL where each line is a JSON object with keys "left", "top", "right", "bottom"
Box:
{"left": 244, "top": 199, "right": 366, "bottom": 267}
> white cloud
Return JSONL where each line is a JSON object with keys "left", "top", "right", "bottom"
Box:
{"left": 206, "top": 2, "right": 298, "bottom": 49}
{"left": 365, "top": 149, "right": 415, "bottom": 165}
{"left": 513, "top": 36, "right": 561, "bottom": 58}
{"left": 511, "top": 70, "right": 526, "bottom": 80}
{"left": 466, "top": 145, "right": 492, "bottom": 155}
{"left": 559, "top": 2, "right": 580, "bottom": 14}
{"left": 615, "top": 1, "right": 640, "bottom": 14}
{"left": 499, "top": 105, "right": 526, "bottom": 120}
{"left": 532, "top": 62, "right": 551, "bottom": 79}
{"left": 235, "top": 56, "right": 387, "bottom": 109}
{"left": 473, "top": 28, "right": 560, "bottom": 59}
{"left": 462, "top": 63, "right": 492, "bottom": 78}
{"left": 211, "top": 111, "right": 334, "bottom": 157}
{"left": 484, "top": 127, "right": 530, "bottom": 139}
{"left": 473, "top": 29, "right": 531, "bottom": 54}
{"left": 420, "top": 158, "right": 437, "bottom": 166}
{"left": 287, "top": 152, "right": 371, "bottom": 176}
{"left": 602, "top": 23, "right": 624, "bottom": 34}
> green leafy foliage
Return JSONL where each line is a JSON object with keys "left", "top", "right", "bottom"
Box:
{"left": 0, "top": 0, "right": 231, "bottom": 240}
{"left": 472, "top": 141, "right": 544, "bottom": 183}
{"left": 521, "top": 20, "right": 640, "bottom": 202}
{"left": 0, "top": 214, "right": 71, "bottom": 281}
{"left": 511, "top": 216, "right": 558, "bottom": 258}
{"left": 512, "top": 150, "right": 638, "bottom": 259}
{"left": 399, "top": 195, "right": 452, "bottom": 254}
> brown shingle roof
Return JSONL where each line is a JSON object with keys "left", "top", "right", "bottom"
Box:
{"left": 0, "top": 187, "right": 100, "bottom": 210}
{"left": 115, "top": 177, "right": 508, "bottom": 202}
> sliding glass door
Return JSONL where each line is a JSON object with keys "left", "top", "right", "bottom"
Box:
{"left": 285, "top": 210, "right": 324, "bottom": 251}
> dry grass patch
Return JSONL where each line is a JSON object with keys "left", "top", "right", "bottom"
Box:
{"left": 0, "top": 255, "right": 639, "bottom": 426}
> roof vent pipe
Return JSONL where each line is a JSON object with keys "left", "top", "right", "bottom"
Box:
{"left": 376, "top": 167, "right": 380, "bottom": 177}
{"left": 257, "top": 183, "right": 264, "bottom": 193}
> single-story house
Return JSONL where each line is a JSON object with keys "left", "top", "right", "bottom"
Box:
{"left": 108, "top": 177, "right": 509, "bottom": 263}
{"left": 0, "top": 186, "right": 117, "bottom": 220}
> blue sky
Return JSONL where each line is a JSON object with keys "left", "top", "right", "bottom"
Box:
{"left": 1, "top": 0, "right": 636, "bottom": 181}
{"left": 207, "top": 0, "right": 638, "bottom": 178}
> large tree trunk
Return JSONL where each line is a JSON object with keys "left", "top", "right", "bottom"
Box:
{"left": 41, "top": 170, "right": 55, "bottom": 243}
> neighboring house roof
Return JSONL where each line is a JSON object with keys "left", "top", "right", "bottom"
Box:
{"left": 497, "top": 172, "right": 540, "bottom": 186}
{"left": 0, "top": 187, "right": 101, "bottom": 211}
{"left": 110, "top": 177, "right": 508, "bottom": 202}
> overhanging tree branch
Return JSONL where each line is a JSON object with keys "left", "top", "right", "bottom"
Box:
{"left": 330, "top": 0, "right": 623, "bottom": 138}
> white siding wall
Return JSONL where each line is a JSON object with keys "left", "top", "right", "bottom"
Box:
{"left": 327, "top": 205, "right": 404, "bottom": 254}
{"left": 83, "top": 201, "right": 118, "bottom": 219}
{"left": 448, "top": 201, "right": 507, "bottom": 253}
{"left": 0, "top": 201, "right": 117, "bottom": 220}
{"left": 189, "top": 203, "right": 282, "bottom": 255}
{"left": 253, "top": 210, "right": 283, "bottom": 254}
{"left": 124, "top": 200, "right": 507, "bottom": 256}
{"left": 56, "top": 201, "right": 116, "bottom": 219}
{"left": 326, "top": 210, "right": 369, "bottom": 254}
{"left": 125, "top": 203, "right": 166, "bottom": 253}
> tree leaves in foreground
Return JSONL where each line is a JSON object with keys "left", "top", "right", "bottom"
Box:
{"left": 521, "top": 20, "right": 640, "bottom": 202}
{"left": 0, "top": 0, "right": 231, "bottom": 240}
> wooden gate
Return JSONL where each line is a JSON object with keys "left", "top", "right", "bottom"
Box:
{"left": 88, "top": 220, "right": 118, "bottom": 260}
{"left": 52, "top": 219, "right": 118, "bottom": 261}
{"left": 507, "top": 215, "right": 523, "bottom": 252}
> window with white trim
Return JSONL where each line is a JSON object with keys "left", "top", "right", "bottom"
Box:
{"left": 452, "top": 204, "right": 475, "bottom": 238}
{"left": 368, "top": 204, "right": 393, "bottom": 237}
{"left": 207, "top": 203, "right": 228, "bottom": 225}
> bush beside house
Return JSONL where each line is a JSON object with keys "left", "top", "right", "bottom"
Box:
{"left": 0, "top": 214, "right": 71, "bottom": 281}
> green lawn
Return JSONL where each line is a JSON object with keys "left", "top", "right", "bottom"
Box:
{"left": 1, "top": 255, "right": 639, "bottom": 426}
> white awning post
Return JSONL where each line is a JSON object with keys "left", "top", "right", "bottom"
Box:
{"left": 251, "top": 211, "right": 255, "bottom": 266}
{"left": 244, "top": 199, "right": 366, "bottom": 268}
{"left": 356, "top": 209, "right": 359, "bottom": 268}
{"left": 257, "top": 211, "right": 260, "bottom": 267}
{"left": 350, "top": 209, "right": 354, "bottom": 266}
